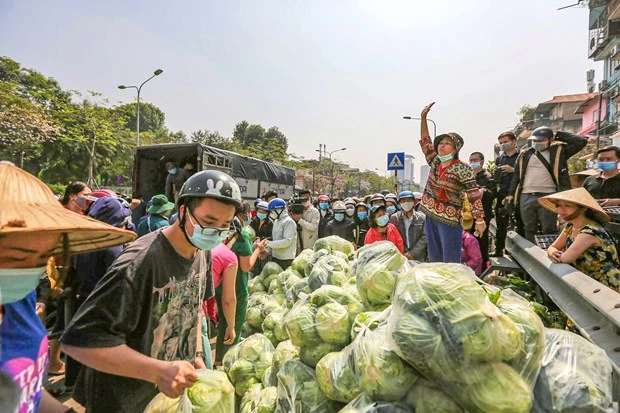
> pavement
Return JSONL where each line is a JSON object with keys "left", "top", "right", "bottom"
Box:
{"left": 46, "top": 371, "right": 85, "bottom": 412}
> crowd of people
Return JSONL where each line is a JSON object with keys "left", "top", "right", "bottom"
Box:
{"left": 1, "top": 104, "right": 619, "bottom": 413}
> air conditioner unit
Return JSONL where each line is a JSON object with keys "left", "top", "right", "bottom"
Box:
{"left": 587, "top": 69, "right": 595, "bottom": 82}
{"left": 611, "top": 46, "right": 618, "bottom": 57}
{"left": 599, "top": 80, "right": 609, "bottom": 91}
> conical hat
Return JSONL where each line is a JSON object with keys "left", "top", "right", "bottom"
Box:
{"left": 538, "top": 187, "right": 610, "bottom": 224}
{"left": 0, "top": 161, "right": 136, "bottom": 255}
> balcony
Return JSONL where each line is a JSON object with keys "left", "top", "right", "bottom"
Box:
{"left": 610, "top": 0, "right": 620, "bottom": 20}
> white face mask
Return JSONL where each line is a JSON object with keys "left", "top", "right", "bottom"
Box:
{"left": 401, "top": 201, "right": 415, "bottom": 212}
{"left": 345, "top": 208, "right": 355, "bottom": 217}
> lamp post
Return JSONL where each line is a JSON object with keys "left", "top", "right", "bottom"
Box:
{"left": 403, "top": 116, "right": 437, "bottom": 138}
{"left": 118, "top": 69, "right": 164, "bottom": 147}
{"left": 328, "top": 147, "right": 346, "bottom": 197}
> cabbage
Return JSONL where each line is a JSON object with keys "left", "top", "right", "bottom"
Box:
{"left": 315, "top": 352, "right": 360, "bottom": 403}
{"left": 249, "top": 276, "right": 267, "bottom": 294}
{"left": 270, "top": 340, "right": 299, "bottom": 386}
{"left": 240, "top": 383, "right": 263, "bottom": 413}
{"left": 305, "top": 249, "right": 330, "bottom": 277}
{"left": 292, "top": 249, "right": 314, "bottom": 275}
{"left": 342, "top": 277, "right": 362, "bottom": 302}
{"left": 223, "top": 334, "right": 275, "bottom": 396}
{"left": 275, "top": 359, "right": 340, "bottom": 413}
{"left": 262, "top": 261, "right": 284, "bottom": 278}
{"left": 355, "top": 263, "right": 396, "bottom": 311}
{"left": 339, "top": 394, "right": 413, "bottom": 413}
{"left": 353, "top": 241, "right": 407, "bottom": 273}
{"left": 313, "top": 235, "right": 355, "bottom": 256}
{"left": 402, "top": 379, "right": 462, "bottom": 413}
{"left": 307, "top": 255, "right": 350, "bottom": 291}
{"left": 315, "top": 302, "right": 351, "bottom": 345}
{"left": 262, "top": 308, "right": 288, "bottom": 346}
{"left": 299, "top": 341, "right": 341, "bottom": 368}
{"left": 284, "top": 303, "right": 318, "bottom": 347}
{"left": 257, "top": 386, "right": 277, "bottom": 413}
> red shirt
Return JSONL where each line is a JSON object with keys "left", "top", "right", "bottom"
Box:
{"left": 364, "top": 223, "right": 405, "bottom": 254}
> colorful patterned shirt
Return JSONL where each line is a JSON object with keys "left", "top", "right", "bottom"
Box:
{"left": 562, "top": 223, "right": 620, "bottom": 292}
{"left": 419, "top": 135, "right": 484, "bottom": 226}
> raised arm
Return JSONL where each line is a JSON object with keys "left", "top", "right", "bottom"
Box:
{"left": 419, "top": 102, "right": 437, "bottom": 164}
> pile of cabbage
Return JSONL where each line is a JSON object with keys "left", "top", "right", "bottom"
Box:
{"left": 224, "top": 239, "right": 614, "bottom": 413}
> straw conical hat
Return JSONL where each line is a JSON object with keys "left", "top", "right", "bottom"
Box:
{"left": 538, "top": 187, "right": 610, "bottom": 224}
{"left": 0, "top": 161, "right": 136, "bottom": 255}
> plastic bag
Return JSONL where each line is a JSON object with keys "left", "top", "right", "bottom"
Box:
{"left": 338, "top": 393, "right": 412, "bottom": 413}
{"left": 262, "top": 306, "right": 289, "bottom": 346}
{"left": 222, "top": 333, "right": 275, "bottom": 396}
{"left": 240, "top": 383, "right": 264, "bottom": 413}
{"left": 292, "top": 249, "right": 314, "bottom": 275}
{"left": 283, "top": 285, "right": 365, "bottom": 367}
{"left": 315, "top": 325, "right": 418, "bottom": 404}
{"left": 313, "top": 235, "right": 355, "bottom": 256}
{"left": 385, "top": 263, "right": 541, "bottom": 413}
{"left": 401, "top": 378, "right": 463, "bottom": 413}
{"left": 307, "top": 254, "right": 350, "bottom": 291}
{"left": 144, "top": 369, "right": 234, "bottom": 413}
{"left": 275, "top": 359, "right": 340, "bottom": 413}
{"left": 245, "top": 293, "right": 283, "bottom": 334}
{"left": 531, "top": 328, "right": 615, "bottom": 413}
{"left": 268, "top": 340, "right": 299, "bottom": 386}
{"left": 351, "top": 241, "right": 410, "bottom": 311}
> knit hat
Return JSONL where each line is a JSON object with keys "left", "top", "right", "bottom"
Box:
{"left": 538, "top": 187, "right": 610, "bottom": 224}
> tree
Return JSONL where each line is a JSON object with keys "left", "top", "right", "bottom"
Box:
{"left": 190, "top": 129, "right": 236, "bottom": 151}
{"left": 232, "top": 121, "right": 289, "bottom": 163}
{"left": 517, "top": 104, "right": 535, "bottom": 123}
{"left": 114, "top": 102, "right": 166, "bottom": 133}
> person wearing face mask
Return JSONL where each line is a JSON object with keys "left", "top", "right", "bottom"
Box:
{"left": 583, "top": 146, "right": 620, "bottom": 207}
{"left": 493, "top": 131, "right": 521, "bottom": 256}
{"left": 317, "top": 194, "right": 333, "bottom": 239}
{"left": 364, "top": 205, "right": 405, "bottom": 253}
{"left": 467, "top": 152, "right": 496, "bottom": 265}
{"left": 296, "top": 190, "right": 320, "bottom": 248}
{"left": 137, "top": 194, "right": 175, "bottom": 237}
{"left": 325, "top": 201, "right": 356, "bottom": 242}
{"left": 418, "top": 102, "right": 486, "bottom": 263}
{"left": 353, "top": 201, "right": 370, "bottom": 248}
{"left": 390, "top": 191, "right": 427, "bottom": 261}
{"left": 164, "top": 161, "right": 190, "bottom": 205}
{"left": 249, "top": 200, "right": 273, "bottom": 274}
{"left": 412, "top": 192, "right": 422, "bottom": 211}
{"left": 265, "top": 198, "right": 298, "bottom": 270}
{"left": 61, "top": 170, "right": 242, "bottom": 412}
{"left": 0, "top": 161, "right": 136, "bottom": 413}
{"left": 61, "top": 181, "right": 97, "bottom": 215}
{"left": 385, "top": 193, "right": 399, "bottom": 216}
{"left": 344, "top": 198, "right": 356, "bottom": 218}
{"left": 506, "top": 126, "right": 587, "bottom": 243}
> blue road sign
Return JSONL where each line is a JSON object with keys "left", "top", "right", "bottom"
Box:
{"left": 387, "top": 152, "right": 405, "bottom": 171}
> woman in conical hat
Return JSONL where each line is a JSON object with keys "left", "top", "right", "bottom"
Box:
{"left": 0, "top": 161, "right": 135, "bottom": 413}
{"left": 539, "top": 187, "right": 619, "bottom": 292}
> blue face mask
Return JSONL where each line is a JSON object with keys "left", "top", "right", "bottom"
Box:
{"left": 186, "top": 212, "right": 227, "bottom": 250}
{"left": 386, "top": 206, "right": 397, "bottom": 215}
{"left": 376, "top": 215, "right": 390, "bottom": 227}
{"left": 599, "top": 161, "right": 617, "bottom": 172}
{"left": 0, "top": 266, "right": 46, "bottom": 304}
{"left": 437, "top": 153, "right": 454, "bottom": 162}
{"left": 334, "top": 213, "right": 345, "bottom": 222}
{"left": 319, "top": 203, "right": 329, "bottom": 210}
{"left": 357, "top": 212, "right": 368, "bottom": 220}
{"left": 169, "top": 168, "right": 177, "bottom": 175}
{"left": 257, "top": 212, "right": 267, "bottom": 220}
{"left": 470, "top": 162, "right": 481, "bottom": 170}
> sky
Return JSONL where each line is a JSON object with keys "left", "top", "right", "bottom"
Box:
{"left": 0, "top": 0, "right": 601, "bottom": 180}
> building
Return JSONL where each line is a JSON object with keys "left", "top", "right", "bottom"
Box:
{"left": 396, "top": 154, "right": 415, "bottom": 182}
{"left": 419, "top": 165, "right": 430, "bottom": 188}
{"left": 531, "top": 93, "right": 598, "bottom": 134}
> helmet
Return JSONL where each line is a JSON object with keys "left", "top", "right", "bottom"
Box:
{"left": 355, "top": 201, "right": 368, "bottom": 209}
{"left": 530, "top": 126, "right": 554, "bottom": 141}
{"left": 412, "top": 192, "right": 422, "bottom": 200}
{"left": 369, "top": 204, "right": 386, "bottom": 214}
{"left": 344, "top": 198, "right": 356, "bottom": 207}
{"left": 332, "top": 201, "right": 346, "bottom": 212}
{"left": 369, "top": 193, "right": 386, "bottom": 206}
{"left": 385, "top": 193, "right": 398, "bottom": 204}
{"left": 268, "top": 198, "right": 286, "bottom": 211}
{"left": 178, "top": 170, "right": 242, "bottom": 207}
{"left": 256, "top": 201, "right": 269, "bottom": 211}
{"left": 380, "top": 190, "right": 390, "bottom": 196}
{"left": 91, "top": 189, "right": 118, "bottom": 199}
{"left": 317, "top": 194, "right": 329, "bottom": 202}
{"left": 397, "top": 191, "right": 415, "bottom": 201}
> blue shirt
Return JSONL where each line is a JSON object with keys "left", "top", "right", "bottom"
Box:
{"left": 0, "top": 291, "right": 48, "bottom": 413}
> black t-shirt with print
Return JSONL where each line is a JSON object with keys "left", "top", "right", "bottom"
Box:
{"left": 62, "top": 230, "right": 210, "bottom": 413}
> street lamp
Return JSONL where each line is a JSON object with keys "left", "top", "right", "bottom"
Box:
{"left": 118, "top": 68, "right": 164, "bottom": 147}
{"left": 403, "top": 116, "right": 437, "bottom": 138}
{"left": 328, "top": 147, "right": 346, "bottom": 197}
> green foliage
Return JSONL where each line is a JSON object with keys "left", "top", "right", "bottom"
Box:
{"left": 114, "top": 102, "right": 166, "bottom": 133}
{"left": 190, "top": 129, "right": 237, "bottom": 151}
{"left": 233, "top": 121, "right": 289, "bottom": 163}
{"left": 517, "top": 104, "right": 535, "bottom": 123}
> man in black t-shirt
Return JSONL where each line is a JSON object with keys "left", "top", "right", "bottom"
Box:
{"left": 62, "top": 170, "right": 243, "bottom": 413}
{"left": 583, "top": 146, "right": 620, "bottom": 207}
{"left": 493, "top": 131, "right": 520, "bottom": 256}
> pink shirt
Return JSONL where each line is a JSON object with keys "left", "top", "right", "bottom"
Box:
{"left": 211, "top": 243, "right": 238, "bottom": 288}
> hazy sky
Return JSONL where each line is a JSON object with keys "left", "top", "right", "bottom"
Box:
{"left": 1, "top": 0, "right": 600, "bottom": 179}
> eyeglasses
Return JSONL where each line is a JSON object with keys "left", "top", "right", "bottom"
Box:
{"left": 188, "top": 211, "right": 231, "bottom": 237}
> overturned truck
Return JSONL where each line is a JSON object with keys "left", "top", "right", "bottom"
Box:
{"left": 132, "top": 143, "right": 296, "bottom": 202}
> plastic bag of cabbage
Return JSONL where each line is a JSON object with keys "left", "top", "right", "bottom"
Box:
{"left": 385, "top": 263, "right": 545, "bottom": 413}
{"left": 313, "top": 235, "right": 355, "bottom": 256}
{"left": 401, "top": 378, "right": 463, "bottom": 413}
{"left": 245, "top": 293, "right": 283, "bottom": 334}
{"left": 283, "top": 285, "right": 365, "bottom": 367}
{"left": 240, "top": 384, "right": 277, "bottom": 413}
{"left": 275, "top": 359, "right": 341, "bottom": 413}
{"left": 222, "top": 334, "right": 275, "bottom": 396}
{"left": 144, "top": 369, "right": 234, "bottom": 413}
{"left": 352, "top": 241, "right": 410, "bottom": 311}
{"left": 316, "top": 325, "right": 418, "bottom": 404}
{"left": 531, "top": 328, "right": 614, "bottom": 413}
{"left": 338, "top": 393, "right": 412, "bottom": 413}
{"left": 292, "top": 249, "right": 314, "bottom": 275}
{"left": 306, "top": 252, "right": 351, "bottom": 292}
{"left": 262, "top": 306, "right": 289, "bottom": 346}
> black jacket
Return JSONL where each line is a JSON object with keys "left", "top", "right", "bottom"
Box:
{"left": 509, "top": 131, "right": 587, "bottom": 204}
{"left": 250, "top": 217, "right": 273, "bottom": 240}
{"left": 353, "top": 219, "right": 370, "bottom": 247}
{"left": 318, "top": 210, "right": 333, "bottom": 238}
{"left": 475, "top": 170, "right": 496, "bottom": 221}
{"left": 325, "top": 218, "right": 356, "bottom": 242}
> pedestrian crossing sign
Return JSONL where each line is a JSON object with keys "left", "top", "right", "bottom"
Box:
{"left": 387, "top": 152, "right": 405, "bottom": 170}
